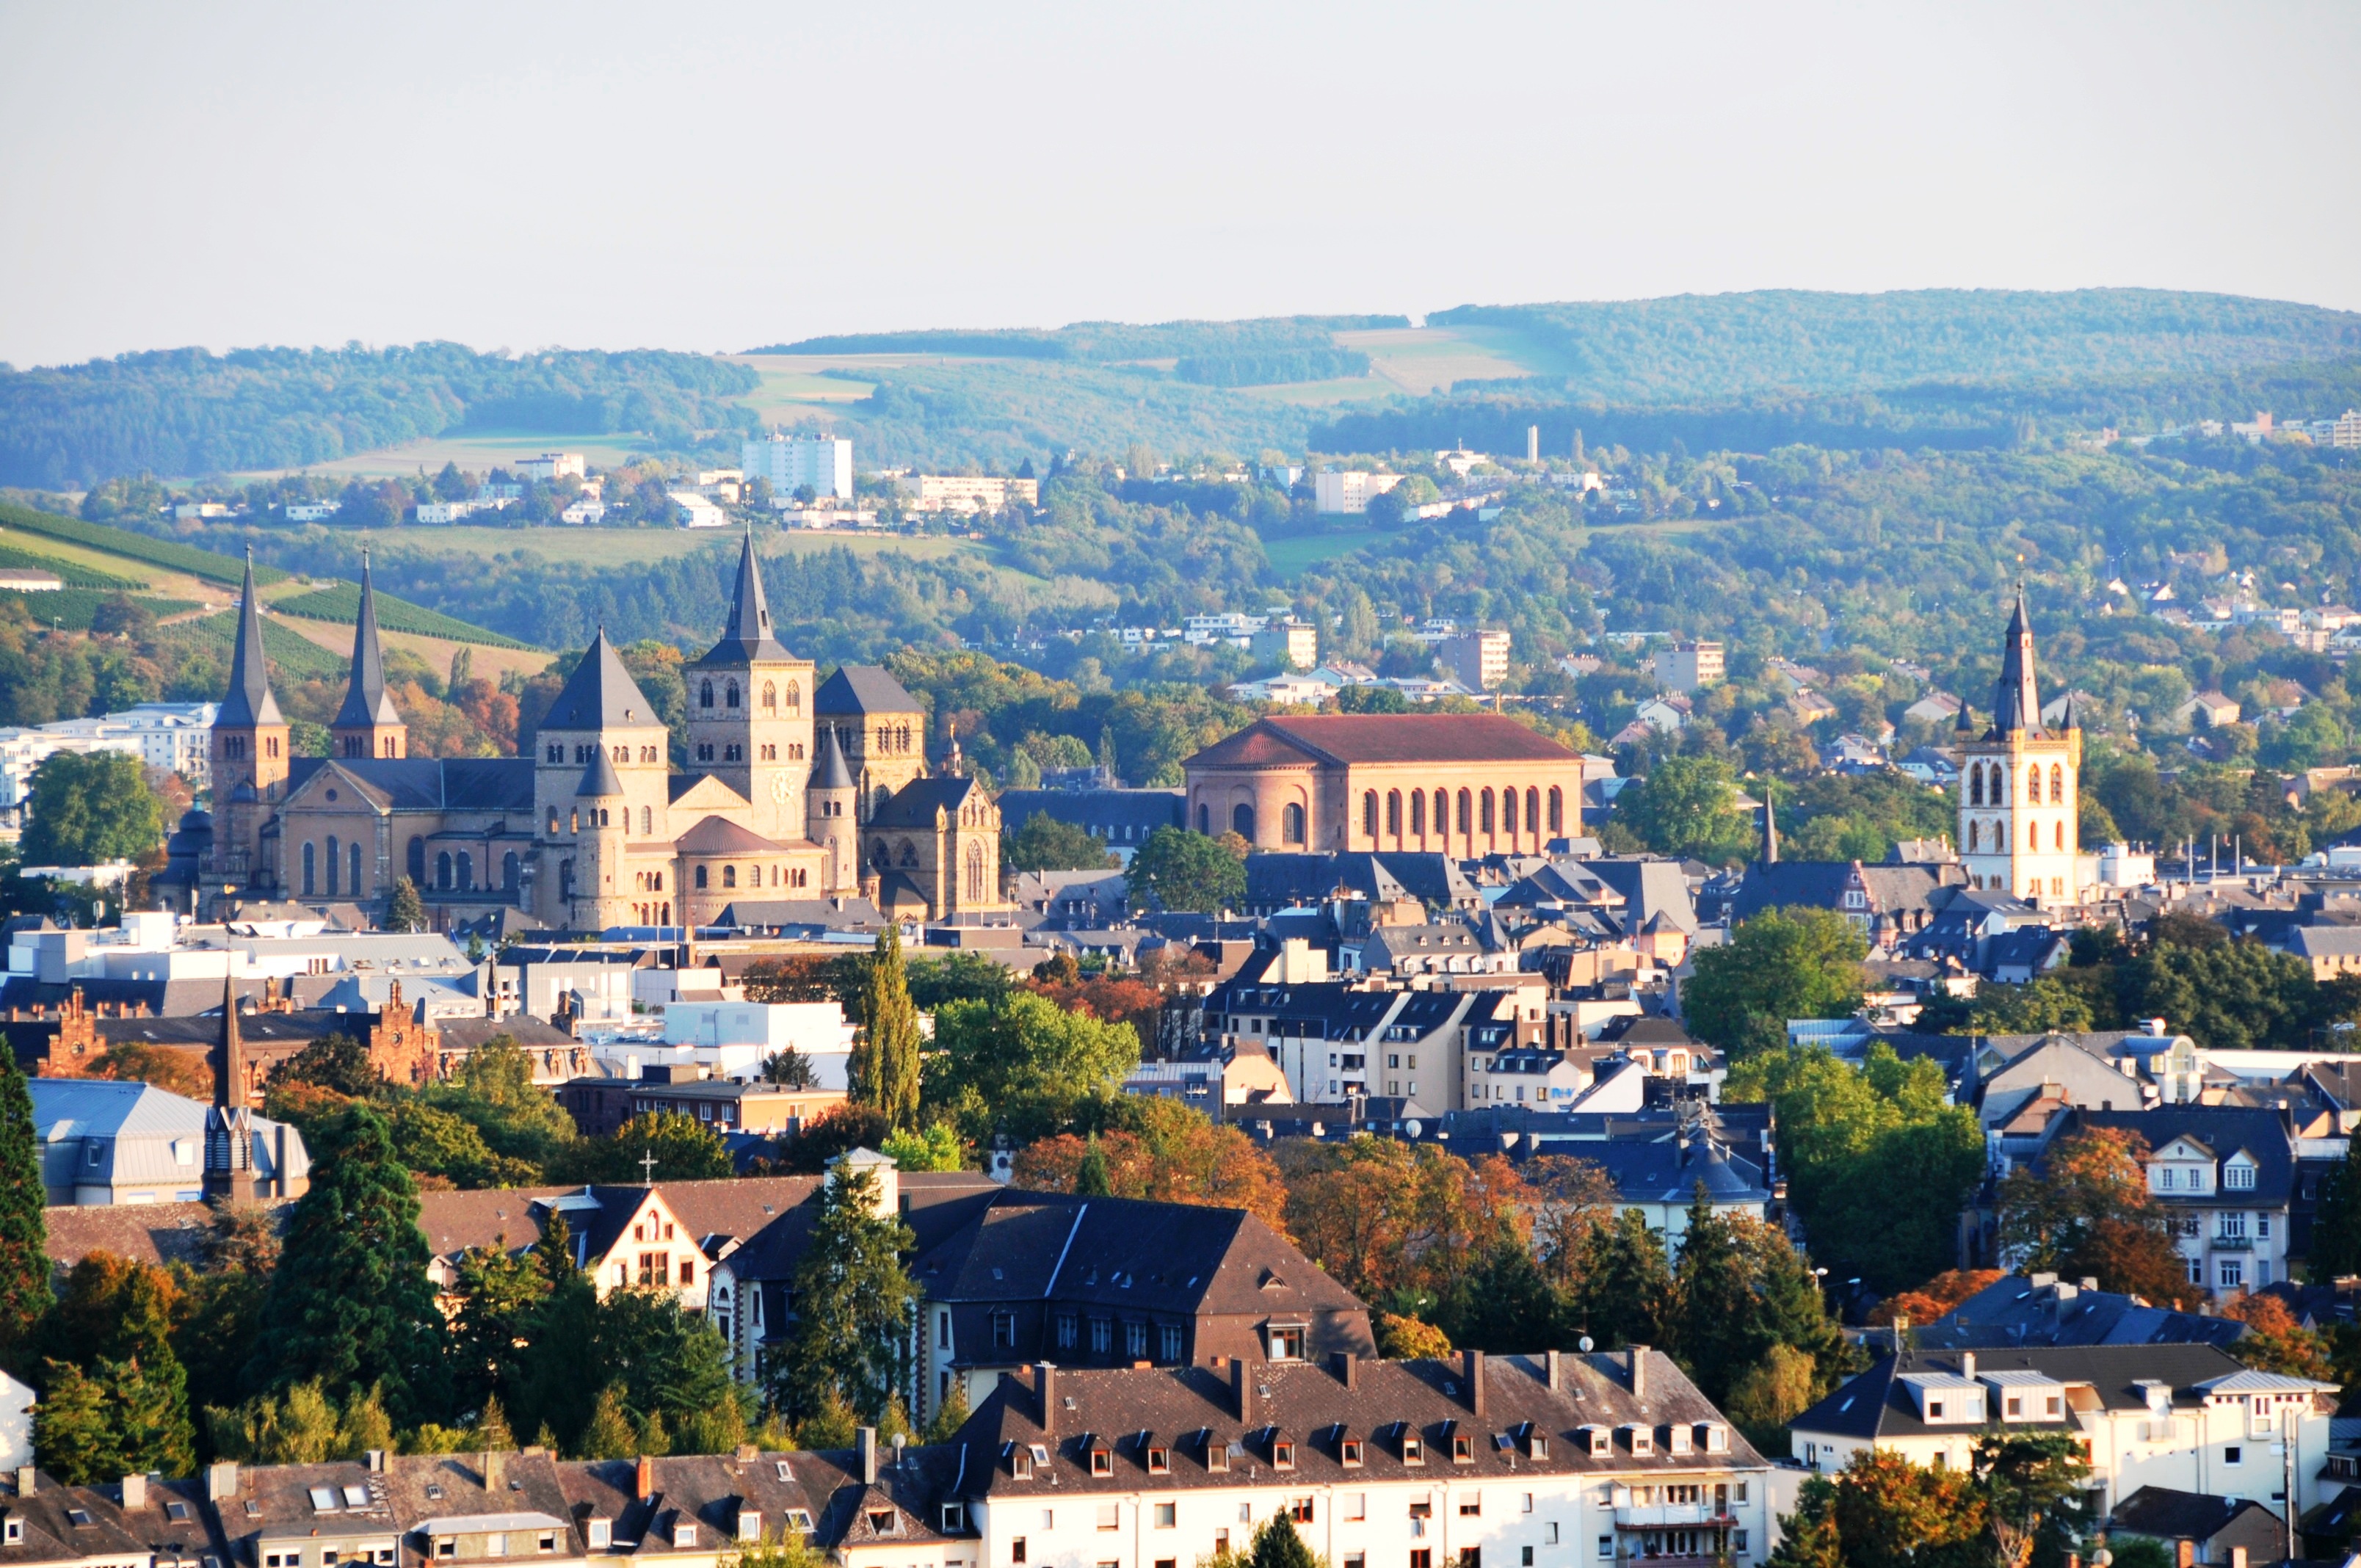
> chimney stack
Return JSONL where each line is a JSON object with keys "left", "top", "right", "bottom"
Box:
{"left": 1959, "top": 1351, "right": 1976, "bottom": 1380}
{"left": 2177, "top": 1542, "right": 2195, "bottom": 1568}
{"left": 483, "top": 1451, "right": 504, "bottom": 1491}
{"left": 1462, "top": 1349, "right": 1486, "bottom": 1418}
{"left": 1332, "top": 1350, "right": 1357, "bottom": 1391}
{"left": 366, "top": 1451, "right": 385, "bottom": 1473}
{"left": 1545, "top": 1349, "right": 1562, "bottom": 1391}
{"left": 1233, "top": 1357, "right": 1256, "bottom": 1427}
{"left": 634, "top": 1456, "right": 654, "bottom": 1501}
{"left": 857, "top": 1427, "right": 877, "bottom": 1487}
{"left": 1036, "top": 1362, "right": 1058, "bottom": 1434}
{"left": 206, "top": 1463, "right": 236, "bottom": 1501}
{"left": 1626, "top": 1346, "right": 1648, "bottom": 1403}
{"left": 120, "top": 1474, "right": 145, "bottom": 1509}
{"left": 15, "top": 1466, "right": 32, "bottom": 1498}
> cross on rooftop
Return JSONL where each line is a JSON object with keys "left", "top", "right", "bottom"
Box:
{"left": 641, "top": 1149, "right": 657, "bottom": 1185}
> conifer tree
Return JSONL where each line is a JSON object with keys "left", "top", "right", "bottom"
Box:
{"left": 33, "top": 1360, "right": 112, "bottom": 1481}
{"left": 534, "top": 1210, "right": 575, "bottom": 1284}
{"left": 576, "top": 1385, "right": 634, "bottom": 1460}
{"left": 775, "top": 1167, "right": 915, "bottom": 1425}
{"left": 249, "top": 1105, "right": 449, "bottom": 1422}
{"left": 854, "top": 926, "right": 922, "bottom": 1132}
{"left": 0, "top": 1055, "right": 52, "bottom": 1363}
{"left": 2311, "top": 1135, "right": 2361, "bottom": 1280}
{"left": 386, "top": 878, "right": 426, "bottom": 934}
{"left": 1074, "top": 1135, "right": 1114, "bottom": 1196}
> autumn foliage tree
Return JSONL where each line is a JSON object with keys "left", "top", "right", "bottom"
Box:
{"left": 1868, "top": 1270, "right": 2006, "bottom": 1329}
{"left": 1010, "top": 1100, "right": 1287, "bottom": 1233}
{"left": 1997, "top": 1128, "right": 2191, "bottom": 1306}
{"left": 2221, "top": 1291, "right": 2335, "bottom": 1379}
{"left": 1769, "top": 1450, "right": 1990, "bottom": 1568}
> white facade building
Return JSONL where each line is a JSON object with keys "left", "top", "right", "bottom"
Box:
{"left": 0, "top": 700, "right": 210, "bottom": 824}
{"left": 1314, "top": 471, "right": 1407, "bottom": 515}
{"left": 514, "top": 451, "right": 587, "bottom": 482}
{"left": 671, "top": 491, "right": 730, "bottom": 529}
{"left": 589, "top": 999, "right": 858, "bottom": 1087}
{"left": 743, "top": 433, "right": 854, "bottom": 500}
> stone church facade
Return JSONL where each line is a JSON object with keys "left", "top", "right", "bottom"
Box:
{"left": 198, "top": 535, "right": 1004, "bottom": 929}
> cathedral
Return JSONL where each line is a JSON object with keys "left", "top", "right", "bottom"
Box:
{"left": 1955, "top": 589, "right": 2084, "bottom": 906}
{"left": 198, "top": 534, "right": 1005, "bottom": 929}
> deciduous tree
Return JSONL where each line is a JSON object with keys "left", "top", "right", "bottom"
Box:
{"left": 1997, "top": 1128, "right": 2189, "bottom": 1306}
{"left": 1125, "top": 827, "right": 1245, "bottom": 915}
{"left": 1683, "top": 909, "right": 1866, "bottom": 1057}
{"left": 21, "top": 751, "right": 162, "bottom": 865}
{"left": 0, "top": 1056, "right": 52, "bottom": 1364}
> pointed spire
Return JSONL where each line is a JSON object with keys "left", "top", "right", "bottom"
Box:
{"left": 575, "top": 744, "right": 625, "bottom": 800}
{"left": 546, "top": 628, "right": 659, "bottom": 730}
{"left": 214, "top": 968, "right": 242, "bottom": 1111}
{"left": 217, "top": 548, "right": 283, "bottom": 727}
{"left": 1760, "top": 790, "right": 1778, "bottom": 865}
{"left": 1990, "top": 584, "right": 2042, "bottom": 736}
{"left": 808, "top": 722, "right": 854, "bottom": 791}
{"left": 694, "top": 526, "right": 791, "bottom": 666}
{"left": 334, "top": 548, "right": 403, "bottom": 730}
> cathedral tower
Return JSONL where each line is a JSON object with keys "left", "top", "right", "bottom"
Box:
{"left": 569, "top": 746, "right": 631, "bottom": 932}
{"left": 210, "top": 551, "right": 289, "bottom": 888}
{"left": 1958, "top": 589, "right": 2082, "bottom": 906}
{"left": 687, "top": 530, "right": 814, "bottom": 842}
{"left": 331, "top": 551, "right": 407, "bottom": 760}
{"left": 532, "top": 630, "right": 670, "bottom": 926}
{"left": 807, "top": 723, "right": 858, "bottom": 895}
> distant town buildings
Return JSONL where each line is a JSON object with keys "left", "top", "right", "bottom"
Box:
{"left": 0, "top": 701, "right": 214, "bottom": 825}
{"left": 513, "top": 451, "right": 587, "bottom": 482}
{"left": 893, "top": 474, "right": 1040, "bottom": 513}
{"left": 742, "top": 432, "right": 854, "bottom": 500}
{"left": 1251, "top": 618, "right": 1319, "bottom": 671}
{"left": 1313, "top": 470, "right": 1405, "bottom": 515}
{"left": 1653, "top": 639, "right": 1724, "bottom": 693}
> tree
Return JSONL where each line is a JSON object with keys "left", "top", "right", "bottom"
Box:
{"left": 1614, "top": 755, "right": 1755, "bottom": 865}
{"left": 2312, "top": 1130, "right": 2361, "bottom": 1280}
{"left": 2221, "top": 1291, "right": 2335, "bottom": 1379}
{"left": 1125, "top": 827, "right": 1246, "bottom": 914}
{"left": 249, "top": 1103, "right": 449, "bottom": 1422}
{"left": 761, "top": 1048, "right": 819, "bottom": 1088}
{"left": 929, "top": 991, "right": 1141, "bottom": 1144}
{"left": 1669, "top": 1189, "right": 1851, "bottom": 1407}
{"left": 0, "top": 1056, "right": 51, "bottom": 1364}
{"left": 1374, "top": 1311, "right": 1453, "bottom": 1358}
{"left": 1997, "top": 1129, "right": 2189, "bottom": 1305}
{"left": 1682, "top": 908, "right": 1868, "bottom": 1057}
{"left": 2117, "top": 935, "right": 2326, "bottom": 1051}
{"left": 1767, "top": 1451, "right": 1990, "bottom": 1568}
{"left": 270, "top": 1031, "right": 378, "bottom": 1097}
{"left": 1973, "top": 1431, "right": 2091, "bottom": 1568}
{"left": 1723, "top": 1343, "right": 1818, "bottom": 1453}
{"left": 385, "top": 877, "right": 426, "bottom": 933}
{"left": 576, "top": 1384, "right": 635, "bottom": 1460}
{"left": 878, "top": 1124, "right": 962, "bottom": 1172}
{"left": 1248, "top": 1516, "right": 1319, "bottom": 1568}
{"left": 551, "top": 1111, "right": 733, "bottom": 1184}
{"left": 772, "top": 1167, "right": 915, "bottom": 1426}
{"left": 20, "top": 751, "right": 163, "bottom": 866}
{"left": 1008, "top": 1100, "right": 1287, "bottom": 1231}
{"left": 852, "top": 926, "right": 922, "bottom": 1133}
{"left": 90, "top": 1039, "right": 210, "bottom": 1098}
{"left": 1004, "top": 812, "right": 1119, "bottom": 873}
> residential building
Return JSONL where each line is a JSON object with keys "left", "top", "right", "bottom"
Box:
{"left": 1438, "top": 628, "right": 1512, "bottom": 692}
{"left": 1910, "top": 1272, "right": 2247, "bottom": 1352}
{"left": 2108, "top": 1487, "right": 2287, "bottom": 1567}
{"left": 1252, "top": 619, "right": 1320, "bottom": 672}
{"left": 2335, "top": 409, "right": 2361, "bottom": 451}
{"left": 671, "top": 491, "right": 730, "bottom": 529}
{"left": 950, "top": 1349, "right": 1773, "bottom": 1568}
{"left": 2072, "top": 1107, "right": 2302, "bottom": 1294}
{"left": 895, "top": 475, "right": 1040, "bottom": 513}
{"left": 2177, "top": 691, "right": 2244, "bottom": 729}
{"left": 1312, "top": 471, "right": 1405, "bottom": 515}
{"left": 1653, "top": 641, "right": 1724, "bottom": 694}
{"left": 28, "top": 1076, "right": 310, "bottom": 1204}
{"left": 283, "top": 501, "right": 340, "bottom": 522}
{"left": 514, "top": 451, "right": 587, "bottom": 482}
{"left": 1904, "top": 692, "right": 1965, "bottom": 727}
{"left": 743, "top": 433, "right": 854, "bottom": 500}
{"left": 1183, "top": 714, "right": 1597, "bottom": 856}
{"left": 1791, "top": 1344, "right": 2335, "bottom": 1519}
{"left": 555, "top": 1065, "right": 844, "bottom": 1138}
{"left": 993, "top": 788, "right": 1184, "bottom": 864}
{"left": 0, "top": 568, "right": 62, "bottom": 592}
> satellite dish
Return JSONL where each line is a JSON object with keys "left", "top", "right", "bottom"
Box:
{"left": 1404, "top": 1119, "right": 1423, "bottom": 1138}
{"left": 1578, "top": 1336, "right": 1595, "bottom": 1353}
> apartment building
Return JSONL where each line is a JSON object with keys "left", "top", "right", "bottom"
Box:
{"left": 1253, "top": 619, "right": 1320, "bottom": 672}
{"left": 1791, "top": 1344, "right": 2336, "bottom": 1520}
{"left": 954, "top": 1349, "right": 1773, "bottom": 1568}
{"left": 1651, "top": 642, "right": 1724, "bottom": 694}
{"left": 1313, "top": 471, "right": 1406, "bottom": 515}
{"left": 896, "top": 475, "right": 1040, "bottom": 513}
{"left": 1438, "top": 629, "right": 1512, "bottom": 692}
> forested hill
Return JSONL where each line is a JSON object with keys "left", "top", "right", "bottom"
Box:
{"left": 0, "top": 344, "right": 758, "bottom": 489}
{"left": 1430, "top": 288, "right": 2361, "bottom": 404}
{"left": 752, "top": 314, "right": 1410, "bottom": 363}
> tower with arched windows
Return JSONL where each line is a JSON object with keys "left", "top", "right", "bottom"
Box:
{"left": 1957, "top": 590, "right": 2082, "bottom": 906}
{"left": 687, "top": 530, "right": 814, "bottom": 843}
{"left": 330, "top": 552, "right": 407, "bottom": 761}
{"left": 206, "top": 553, "right": 289, "bottom": 894}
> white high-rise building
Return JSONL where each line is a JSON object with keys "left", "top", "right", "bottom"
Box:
{"left": 741, "top": 432, "right": 853, "bottom": 500}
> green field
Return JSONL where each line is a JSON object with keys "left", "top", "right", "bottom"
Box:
{"left": 1261, "top": 526, "right": 1397, "bottom": 577}
{"left": 274, "top": 583, "right": 535, "bottom": 649}
{"left": 0, "top": 541, "right": 143, "bottom": 589}
{"left": 0, "top": 503, "right": 289, "bottom": 587}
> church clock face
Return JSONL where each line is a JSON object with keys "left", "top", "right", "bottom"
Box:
{"left": 770, "top": 774, "right": 791, "bottom": 804}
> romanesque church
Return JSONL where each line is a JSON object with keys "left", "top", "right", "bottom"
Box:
{"left": 196, "top": 534, "right": 1004, "bottom": 929}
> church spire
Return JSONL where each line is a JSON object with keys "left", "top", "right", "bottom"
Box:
{"left": 203, "top": 970, "right": 256, "bottom": 1202}
{"left": 1989, "top": 585, "right": 2042, "bottom": 736}
{"left": 217, "top": 549, "right": 282, "bottom": 728}
{"left": 332, "top": 548, "right": 406, "bottom": 758}
{"left": 694, "top": 526, "right": 791, "bottom": 666}
{"left": 1760, "top": 788, "right": 1778, "bottom": 865}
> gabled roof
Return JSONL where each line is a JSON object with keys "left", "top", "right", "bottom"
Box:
{"left": 1915, "top": 1273, "right": 2246, "bottom": 1351}
{"left": 1793, "top": 1343, "right": 2257, "bottom": 1442}
{"left": 673, "top": 815, "right": 788, "bottom": 856}
{"left": 814, "top": 665, "right": 921, "bottom": 716}
{"left": 1188, "top": 714, "right": 1581, "bottom": 769}
{"left": 541, "top": 631, "right": 661, "bottom": 732}
{"left": 869, "top": 776, "right": 985, "bottom": 831}
{"left": 693, "top": 529, "right": 794, "bottom": 667}
{"left": 283, "top": 758, "right": 535, "bottom": 813}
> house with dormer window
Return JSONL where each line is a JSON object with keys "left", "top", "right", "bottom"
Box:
{"left": 2049, "top": 1108, "right": 2302, "bottom": 1296}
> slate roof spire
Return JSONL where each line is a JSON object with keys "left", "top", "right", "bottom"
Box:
{"left": 545, "top": 628, "right": 659, "bottom": 730}
{"left": 334, "top": 547, "right": 403, "bottom": 730}
{"left": 694, "top": 525, "right": 791, "bottom": 666}
{"left": 217, "top": 548, "right": 283, "bottom": 727}
{"left": 1990, "top": 585, "right": 2042, "bottom": 736}
{"left": 808, "top": 722, "right": 854, "bottom": 791}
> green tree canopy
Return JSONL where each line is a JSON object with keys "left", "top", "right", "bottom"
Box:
{"left": 772, "top": 1167, "right": 915, "bottom": 1426}
{"left": 0, "top": 1055, "right": 52, "bottom": 1364}
{"left": 852, "top": 926, "right": 923, "bottom": 1133}
{"left": 1614, "top": 755, "right": 1756, "bottom": 865}
{"left": 21, "top": 751, "right": 163, "bottom": 866}
{"left": 928, "top": 990, "right": 1141, "bottom": 1142}
{"left": 1681, "top": 907, "right": 1867, "bottom": 1056}
{"left": 1004, "top": 812, "right": 1119, "bottom": 873}
{"left": 1125, "top": 827, "right": 1246, "bottom": 914}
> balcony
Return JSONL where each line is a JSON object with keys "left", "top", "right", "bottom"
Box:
{"left": 1613, "top": 1507, "right": 1736, "bottom": 1531}
{"left": 2212, "top": 1235, "right": 2255, "bottom": 1252}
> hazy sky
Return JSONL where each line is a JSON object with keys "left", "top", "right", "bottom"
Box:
{"left": 3, "top": 1, "right": 2357, "bottom": 368}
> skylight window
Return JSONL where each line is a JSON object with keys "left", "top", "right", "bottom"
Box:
{"left": 341, "top": 1488, "right": 369, "bottom": 1509}
{"left": 309, "top": 1487, "right": 340, "bottom": 1511}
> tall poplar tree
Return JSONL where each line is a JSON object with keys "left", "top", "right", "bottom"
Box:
{"left": 773, "top": 1166, "right": 915, "bottom": 1424}
{"left": 854, "top": 926, "right": 922, "bottom": 1132}
{"left": 0, "top": 1054, "right": 51, "bottom": 1365}
{"left": 248, "top": 1104, "right": 448, "bottom": 1422}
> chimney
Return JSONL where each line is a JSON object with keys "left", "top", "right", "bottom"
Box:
{"left": 1545, "top": 1350, "right": 1562, "bottom": 1392}
{"left": 1233, "top": 1357, "right": 1256, "bottom": 1427}
{"left": 366, "top": 1451, "right": 385, "bottom": 1473}
{"left": 206, "top": 1462, "right": 236, "bottom": 1501}
{"left": 634, "top": 1456, "right": 654, "bottom": 1501}
{"left": 2177, "top": 1542, "right": 2195, "bottom": 1568}
{"left": 1626, "top": 1346, "right": 1648, "bottom": 1403}
{"left": 121, "top": 1474, "right": 145, "bottom": 1509}
{"left": 1462, "top": 1349, "right": 1486, "bottom": 1418}
{"left": 1036, "top": 1362, "right": 1058, "bottom": 1435}
{"left": 1960, "top": 1351, "right": 1976, "bottom": 1380}
{"left": 1332, "top": 1350, "right": 1357, "bottom": 1391}
{"left": 2078, "top": 1277, "right": 2098, "bottom": 1291}
{"left": 857, "top": 1427, "right": 878, "bottom": 1487}
{"left": 483, "top": 1451, "right": 504, "bottom": 1491}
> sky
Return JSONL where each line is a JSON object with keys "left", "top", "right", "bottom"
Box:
{"left": 2, "top": 1, "right": 2357, "bottom": 368}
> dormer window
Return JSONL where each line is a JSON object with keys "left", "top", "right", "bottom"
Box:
{"left": 1206, "top": 1440, "right": 1229, "bottom": 1473}
{"left": 1624, "top": 1425, "right": 1653, "bottom": 1456}
{"left": 784, "top": 1512, "right": 813, "bottom": 1534}
{"left": 587, "top": 1520, "right": 611, "bottom": 1549}
{"left": 1341, "top": 1440, "right": 1364, "bottom": 1468}
{"left": 866, "top": 1511, "right": 897, "bottom": 1536}
{"left": 673, "top": 1525, "right": 697, "bottom": 1550}
{"left": 1581, "top": 1426, "right": 1610, "bottom": 1457}
{"left": 1528, "top": 1434, "right": 1550, "bottom": 1461}
{"left": 1451, "top": 1434, "right": 1475, "bottom": 1464}
{"left": 3, "top": 1520, "right": 20, "bottom": 1545}
{"left": 1700, "top": 1425, "right": 1728, "bottom": 1454}
{"left": 1927, "top": 1400, "right": 1945, "bottom": 1418}
{"left": 1146, "top": 1447, "right": 1169, "bottom": 1476}
{"left": 1089, "top": 1441, "right": 1114, "bottom": 1478}
{"left": 2226, "top": 1164, "right": 2257, "bottom": 1190}
{"left": 1402, "top": 1434, "right": 1425, "bottom": 1465}
{"left": 1272, "top": 1440, "right": 1296, "bottom": 1470}
{"left": 1010, "top": 1446, "right": 1034, "bottom": 1480}
{"left": 941, "top": 1505, "right": 966, "bottom": 1533}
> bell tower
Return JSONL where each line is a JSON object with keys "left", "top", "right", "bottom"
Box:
{"left": 1958, "top": 589, "right": 2082, "bottom": 907}
{"left": 209, "top": 551, "right": 289, "bottom": 889}
{"left": 686, "top": 529, "right": 813, "bottom": 842}
{"left": 806, "top": 725, "right": 858, "bottom": 895}
{"left": 331, "top": 550, "right": 407, "bottom": 760}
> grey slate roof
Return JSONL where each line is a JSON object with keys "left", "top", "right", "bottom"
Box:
{"left": 692, "top": 529, "right": 794, "bottom": 667}
{"left": 814, "top": 665, "right": 921, "bottom": 716}
{"left": 217, "top": 554, "right": 283, "bottom": 728}
{"left": 541, "top": 631, "right": 660, "bottom": 731}
{"left": 576, "top": 746, "right": 624, "bottom": 799}
{"left": 285, "top": 757, "right": 536, "bottom": 812}
{"left": 2111, "top": 1484, "right": 2282, "bottom": 1545}
{"left": 1793, "top": 1343, "right": 2268, "bottom": 1443}
{"left": 333, "top": 556, "right": 403, "bottom": 730}
{"left": 1915, "top": 1273, "right": 2247, "bottom": 1351}
{"left": 869, "top": 776, "right": 984, "bottom": 830}
{"left": 807, "top": 723, "right": 855, "bottom": 791}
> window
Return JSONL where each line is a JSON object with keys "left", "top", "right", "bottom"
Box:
{"left": 1274, "top": 1441, "right": 1296, "bottom": 1469}
{"left": 1057, "top": 1314, "right": 1077, "bottom": 1350}
{"left": 2227, "top": 1164, "right": 2257, "bottom": 1190}
{"left": 1283, "top": 802, "right": 1305, "bottom": 844}
{"left": 1403, "top": 1435, "right": 1424, "bottom": 1464}
{"left": 1207, "top": 1441, "right": 1228, "bottom": 1473}
{"left": 1091, "top": 1318, "right": 1112, "bottom": 1354}
{"left": 1012, "top": 1540, "right": 1026, "bottom": 1565}
{"left": 1128, "top": 1321, "right": 1148, "bottom": 1358}
{"left": 1412, "top": 1554, "right": 1433, "bottom": 1568}
{"left": 1288, "top": 1499, "right": 1313, "bottom": 1524}
{"left": 2225, "top": 1445, "right": 2244, "bottom": 1466}
{"left": 1343, "top": 1495, "right": 1365, "bottom": 1522}
{"left": 993, "top": 1312, "right": 1015, "bottom": 1349}
{"left": 1452, "top": 1434, "right": 1476, "bottom": 1463}
{"left": 587, "top": 1522, "right": 612, "bottom": 1549}
{"left": 1521, "top": 1494, "right": 1533, "bottom": 1514}
{"left": 2220, "top": 1260, "right": 2244, "bottom": 1289}
{"left": 1341, "top": 1440, "right": 1364, "bottom": 1467}
{"left": 1363, "top": 791, "right": 1379, "bottom": 837}
{"left": 1598, "top": 1541, "right": 1614, "bottom": 1562}
{"left": 1522, "top": 1552, "right": 1534, "bottom": 1567}
{"left": 1096, "top": 1504, "right": 1120, "bottom": 1531}
{"left": 942, "top": 1506, "right": 966, "bottom": 1533}
{"left": 1160, "top": 1324, "right": 1183, "bottom": 1363}
{"left": 1147, "top": 1447, "right": 1169, "bottom": 1475}
{"left": 1459, "top": 1496, "right": 1481, "bottom": 1517}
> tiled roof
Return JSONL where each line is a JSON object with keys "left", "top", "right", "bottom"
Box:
{"left": 813, "top": 666, "right": 921, "bottom": 716}
{"left": 541, "top": 632, "right": 661, "bottom": 733}
{"left": 1794, "top": 1343, "right": 2257, "bottom": 1442}
{"left": 1189, "top": 715, "right": 1581, "bottom": 769}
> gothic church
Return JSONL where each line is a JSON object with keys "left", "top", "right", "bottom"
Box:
{"left": 200, "top": 534, "right": 1004, "bottom": 929}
